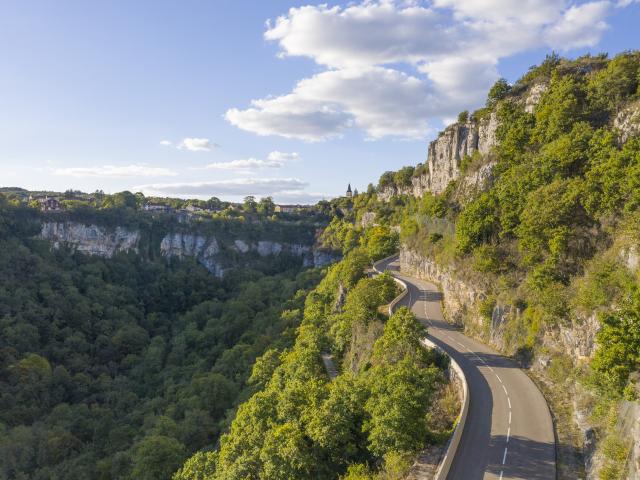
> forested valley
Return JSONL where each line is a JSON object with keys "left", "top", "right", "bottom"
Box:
{"left": 0, "top": 201, "right": 322, "bottom": 479}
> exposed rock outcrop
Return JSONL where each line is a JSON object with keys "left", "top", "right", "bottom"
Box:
{"left": 378, "top": 112, "right": 499, "bottom": 201}
{"left": 614, "top": 100, "right": 640, "bottom": 144}
{"left": 160, "top": 232, "right": 224, "bottom": 277}
{"left": 40, "top": 221, "right": 338, "bottom": 277}
{"left": 40, "top": 222, "right": 140, "bottom": 257}
{"left": 524, "top": 82, "right": 549, "bottom": 114}
{"left": 418, "top": 112, "right": 499, "bottom": 196}
{"left": 400, "top": 248, "right": 486, "bottom": 327}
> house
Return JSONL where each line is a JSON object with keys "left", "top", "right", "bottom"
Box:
{"left": 38, "top": 197, "right": 62, "bottom": 212}
{"left": 143, "top": 203, "right": 173, "bottom": 213}
{"left": 184, "top": 204, "right": 204, "bottom": 213}
{"left": 275, "top": 204, "right": 298, "bottom": 214}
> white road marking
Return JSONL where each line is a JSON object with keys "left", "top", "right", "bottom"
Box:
{"left": 398, "top": 267, "right": 518, "bottom": 477}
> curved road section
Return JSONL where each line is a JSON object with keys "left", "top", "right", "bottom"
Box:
{"left": 376, "top": 256, "right": 556, "bottom": 480}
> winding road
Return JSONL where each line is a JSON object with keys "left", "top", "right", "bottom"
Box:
{"left": 376, "top": 256, "right": 556, "bottom": 480}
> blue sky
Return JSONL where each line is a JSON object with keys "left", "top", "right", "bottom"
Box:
{"left": 1, "top": 0, "right": 639, "bottom": 203}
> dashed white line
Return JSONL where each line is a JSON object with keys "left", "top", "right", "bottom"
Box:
{"left": 405, "top": 271, "right": 517, "bottom": 477}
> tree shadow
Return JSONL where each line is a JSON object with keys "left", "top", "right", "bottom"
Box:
{"left": 485, "top": 434, "right": 556, "bottom": 480}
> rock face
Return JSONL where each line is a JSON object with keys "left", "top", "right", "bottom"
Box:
{"left": 420, "top": 113, "right": 499, "bottom": 196}
{"left": 400, "top": 248, "right": 486, "bottom": 327}
{"left": 40, "top": 221, "right": 338, "bottom": 277}
{"left": 160, "top": 232, "right": 224, "bottom": 277}
{"left": 379, "top": 112, "right": 499, "bottom": 200}
{"left": 524, "top": 82, "right": 549, "bottom": 114}
{"left": 40, "top": 222, "right": 140, "bottom": 257}
{"left": 614, "top": 100, "right": 640, "bottom": 144}
{"left": 455, "top": 160, "right": 498, "bottom": 203}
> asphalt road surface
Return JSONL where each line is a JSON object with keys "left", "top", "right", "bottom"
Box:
{"left": 376, "top": 256, "right": 556, "bottom": 480}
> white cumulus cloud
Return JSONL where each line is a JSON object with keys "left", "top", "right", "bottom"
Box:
{"left": 53, "top": 164, "right": 178, "bottom": 178}
{"left": 227, "top": 0, "right": 619, "bottom": 141}
{"left": 178, "top": 138, "right": 218, "bottom": 152}
{"left": 200, "top": 151, "right": 300, "bottom": 171}
{"left": 267, "top": 151, "right": 300, "bottom": 162}
{"left": 544, "top": 1, "right": 610, "bottom": 50}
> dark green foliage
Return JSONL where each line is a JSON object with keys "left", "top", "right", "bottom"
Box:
{"left": 196, "top": 251, "right": 446, "bottom": 479}
{"left": 0, "top": 202, "right": 321, "bottom": 480}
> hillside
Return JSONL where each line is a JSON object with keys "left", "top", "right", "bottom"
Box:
{"left": 0, "top": 199, "right": 326, "bottom": 479}
{"left": 350, "top": 51, "right": 640, "bottom": 479}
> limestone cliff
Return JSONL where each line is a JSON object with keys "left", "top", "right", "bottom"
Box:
{"left": 378, "top": 81, "right": 558, "bottom": 202}
{"left": 39, "top": 221, "right": 338, "bottom": 277}
{"left": 39, "top": 222, "right": 140, "bottom": 257}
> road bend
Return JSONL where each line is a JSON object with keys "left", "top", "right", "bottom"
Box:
{"left": 376, "top": 256, "right": 556, "bottom": 480}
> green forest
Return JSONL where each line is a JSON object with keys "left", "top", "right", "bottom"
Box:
{"left": 1, "top": 50, "right": 639, "bottom": 480}
{"left": 0, "top": 201, "right": 323, "bottom": 479}
{"left": 331, "top": 51, "right": 640, "bottom": 478}
{"left": 176, "top": 243, "right": 457, "bottom": 480}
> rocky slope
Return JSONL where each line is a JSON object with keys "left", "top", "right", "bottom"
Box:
{"left": 39, "top": 221, "right": 338, "bottom": 277}
{"left": 378, "top": 82, "right": 556, "bottom": 202}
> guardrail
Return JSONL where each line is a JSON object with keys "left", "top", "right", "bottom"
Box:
{"left": 372, "top": 255, "right": 469, "bottom": 480}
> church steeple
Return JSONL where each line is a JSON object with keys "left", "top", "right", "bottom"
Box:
{"left": 346, "top": 183, "right": 353, "bottom": 198}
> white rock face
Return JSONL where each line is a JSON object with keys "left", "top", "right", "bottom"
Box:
{"left": 360, "top": 211, "right": 377, "bottom": 228}
{"left": 524, "top": 82, "right": 549, "bottom": 114}
{"left": 379, "top": 113, "right": 500, "bottom": 201}
{"left": 614, "top": 101, "right": 640, "bottom": 144}
{"left": 160, "top": 232, "right": 223, "bottom": 277}
{"left": 257, "top": 241, "right": 283, "bottom": 257}
{"left": 234, "top": 239, "right": 250, "bottom": 253}
{"left": 455, "top": 160, "right": 497, "bottom": 204}
{"left": 40, "top": 222, "right": 140, "bottom": 257}
{"left": 39, "top": 222, "right": 337, "bottom": 277}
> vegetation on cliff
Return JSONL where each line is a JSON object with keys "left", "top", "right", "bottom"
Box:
{"left": 358, "top": 51, "right": 640, "bottom": 478}
{"left": 0, "top": 200, "right": 322, "bottom": 480}
{"left": 176, "top": 240, "right": 455, "bottom": 480}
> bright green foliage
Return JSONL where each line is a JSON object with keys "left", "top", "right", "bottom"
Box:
{"left": 173, "top": 451, "right": 217, "bottom": 480}
{"left": 592, "top": 287, "right": 640, "bottom": 394}
{"left": 393, "top": 167, "right": 415, "bottom": 188}
{"left": 486, "top": 78, "right": 511, "bottom": 107}
{"left": 533, "top": 73, "right": 585, "bottom": 143}
{"left": 455, "top": 192, "right": 499, "bottom": 254}
{"left": 359, "top": 226, "right": 399, "bottom": 261}
{"left": 364, "top": 358, "right": 439, "bottom": 457}
{"left": 587, "top": 51, "right": 640, "bottom": 119}
{"left": 200, "top": 250, "right": 446, "bottom": 479}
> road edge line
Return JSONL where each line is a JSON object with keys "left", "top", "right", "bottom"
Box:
{"left": 373, "top": 256, "right": 470, "bottom": 480}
